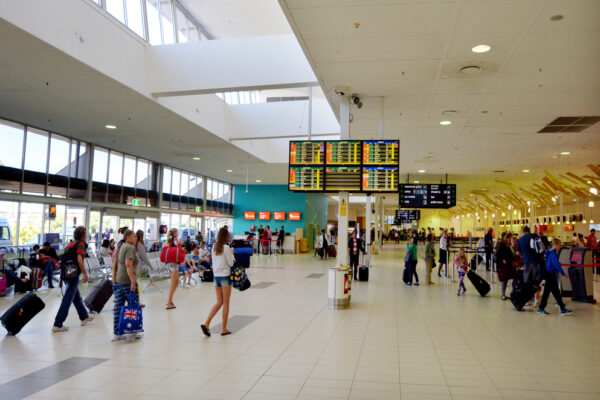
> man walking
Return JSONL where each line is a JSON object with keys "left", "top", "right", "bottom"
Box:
{"left": 484, "top": 228, "right": 494, "bottom": 271}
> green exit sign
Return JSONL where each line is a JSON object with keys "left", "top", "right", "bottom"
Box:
{"left": 132, "top": 199, "right": 141, "bottom": 206}
{"left": 195, "top": 206, "right": 202, "bottom": 212}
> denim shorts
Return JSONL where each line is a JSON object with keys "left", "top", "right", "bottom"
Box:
{"left": 214, "top": 276, "right": 230, "bottom": 288}
{"left": 178, "top": 266, "right": 189, "bottom": 273}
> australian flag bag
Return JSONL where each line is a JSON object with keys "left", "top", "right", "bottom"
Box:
{"left": 118, "top": 292, "right": 143, "bottom": 335}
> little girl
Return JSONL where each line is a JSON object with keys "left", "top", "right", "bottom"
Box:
{"left": 454, "top": 248, "right": 468, "bottom": 296}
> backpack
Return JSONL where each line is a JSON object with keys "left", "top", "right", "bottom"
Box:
{"left": 529, "top": 235, "right": 545, "bottom": 255}
{"left": 61, "top": 243, "right": 81, "bottom": 280}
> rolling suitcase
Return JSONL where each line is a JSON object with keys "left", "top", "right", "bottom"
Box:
{"left": 1, "top": 293, "right": 45, "bottom": 335}
{"left": 327, "top": 245, "right": 337, "bottom": 258}
{"left": 402, "top": 265, "right": 410, "bottom": 284}
{"left": 510, "top": 283, "right": 538, "bottom": 311}
{"left": 358, "top": 266, "right": 369, "bottom": 281}
{"left": 466, "top": 270, "right": 490, "bottom": 296}
{"left": 201, "top": 269, "right": 214, "bottom": 282}
{"left": 30, "top": 267, "right": 43, "bottom": 291}
{"left": 84, "top": 279, "right": 113, "bottom": 313}
{"left": 469, "top": 255, "right": 483, "bottom": 271}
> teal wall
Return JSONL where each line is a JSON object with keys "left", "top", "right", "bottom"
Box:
{"left": 232, "top": 185, "right": 307, "bottom": 235}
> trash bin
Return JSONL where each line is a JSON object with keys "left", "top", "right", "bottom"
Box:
{"left": 328, "top": 267, "right": 351, "bottom": 309}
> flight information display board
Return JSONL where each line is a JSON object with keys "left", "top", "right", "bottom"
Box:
{"left": 399, "top": 184, "right": 456, "bottom": 209}
{"left": 325, "top": 166, "right": 361, "bottom": 192}
{"left": 326, "top": 141, "right": 361, "bottom": 165}
{"left": 289, "top": 141, "right": 324, "bottom": 165}
{"left": 289, "top": 166, "right": 323, "bottom": 191}
{"left": 395, "top": 209, "right": 421, "bottom": 224}
{"left": 363, "top": 140, "right": 399, "bottom": 165}
{"left": 362, "top": 166, "right": 398, "bottom": 192}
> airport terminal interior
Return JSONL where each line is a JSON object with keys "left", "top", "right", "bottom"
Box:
{"left": 0, "top": 0, "right": 599, "bottom": 399}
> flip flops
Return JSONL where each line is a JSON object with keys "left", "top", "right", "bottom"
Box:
{"left": 201, "top": 324, "right": 211, "bottom": 337}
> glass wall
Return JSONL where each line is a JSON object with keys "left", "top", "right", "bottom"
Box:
{"left": 161, "top": 166, "right": 204, "bottom": 211}
{"left": 205, "top": 178, "right": 233, "bottom": 214}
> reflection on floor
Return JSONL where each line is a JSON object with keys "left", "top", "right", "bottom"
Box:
{"left": 0, "top": 245, "right": 598, "bottom": 400}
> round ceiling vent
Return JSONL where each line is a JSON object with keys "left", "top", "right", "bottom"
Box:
{"left": 460, "top": 65, "right": 483, "bottom": 75}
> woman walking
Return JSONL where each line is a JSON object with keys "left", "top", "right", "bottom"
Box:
{"left": 424, "top": 234, "right": 436, "bottom": 284}
{"left": 52, "top": 226, "right": 93, "bottom": 332}
{"left": 112, "top": 229, "right": 142, "bottom": 341}
{"left": 454, "top": 248, "right": 468, "bottom": 296}
{"left": 496, "top": 235, "right": 515, "bottom": 300}
{"left": 201, "top": 227, "right": 235, "bottom": 337}
{"left": 406, "top": 237, "right": 419, "bottom": 285}
{"left": 166, "top": 228, "right": 182, "bottom": 310}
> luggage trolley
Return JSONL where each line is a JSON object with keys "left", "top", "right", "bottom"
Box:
{"left": 561, "top": 247, "right": 596, "bottom": 304}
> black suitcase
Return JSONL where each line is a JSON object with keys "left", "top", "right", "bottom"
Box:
{"left": 84, "top": 279, "right": 113, "bottom": 313}
{"left": 510, "top": 283, "right": 538, "bottom": 311}
{"left": 470, "top": 255, "right": 483, "bottom": 271}
{"left": 402, "top": 266, "right": 409, "bottom": 284}
{"left": 466, "top": 270, "right": 490, "bottom": 296}
{"left": 1, "top": 293, "right": 45, "bottom": 335}
{"left": 358, "top": 266, "right": 369, "bottom": 281}
{"left": 328, "top": 245, "right": 337, "bottom": 258}
{"left": 201, "top": 269, "right": 214, "bottom": 282}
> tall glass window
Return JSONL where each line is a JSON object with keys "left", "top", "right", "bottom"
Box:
{"left": 123, "top": 155, "right": 136, "bottom": 188}
{"left": 92, "top": 148, "right": 109, "bottom": 183}
{"left": 160, "top": 0, "right": 175, "bottom": 44}
{"left": 108, "top": 151, "right": 123, "bottom": 185}
{"left": 48, "top": 135, "right": 70, "bottom": 176}
{"left": 0, "top": 120, "right": 24, "bottom": 169}
{"left": 125, "top": 0, "right": 145, "bottom": 37}
{"left": 137, "top": 159, "right": 150, "bottom": 190}
{"left": 146, "top": 0, "right": 162, "bottom": 45}
{"left": 24, "top": 128, "right": 48, "bottom": 173}
{"left": 175, "top": 7, "right": 188, "bottom": 43}
{"left": 106, "top": 0, "right": 126, "bottom": 24}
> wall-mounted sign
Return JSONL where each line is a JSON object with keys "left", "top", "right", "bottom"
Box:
{"left": 288, "top": 212, "right": 301, "bottom": 221}
{"left": 273, "top": 212, "right": 286, "bottom": 220}
{"left": 259, "top": 211, "right": 271, "bottom": 220}
{"left": 244, "top": 211, "right": 256, "bottom": 220}
{"left": 195, "top": 206, "right": 202, "bottom": 212}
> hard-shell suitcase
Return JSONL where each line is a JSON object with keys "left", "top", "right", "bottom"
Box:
{"left": 84, "top": 279, "right": 113, "bottom": 313}
{"left": 1, "top": 293, "right": 45, "bottom": 335}
{"left": 402, "top": 265, "right": 410, "bottom": 284}
{"left": 30, "top": 267, "right": 43, "bottom": 291}
{"left": 466, "top": 270, "right": 490, "bottom": 296}
{"left": 358, "top": 266, "right": 369, "bottom": 281}
{"left": 510, "top": 283, "right": 538, "bottom": 311}
{"left": 201, "top": 269, "right": 214, "bottom": 282}
{"left": 327, "top": 245, "right": 337, "bottom": 258}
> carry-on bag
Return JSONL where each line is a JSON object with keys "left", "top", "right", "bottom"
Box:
{"left": 160, "top": 246, "right": 186, "bottom": 264}
{"left": 230, "top": 266, "right": 251, "bottom": 291}
{"left": 327, "top": 245, "right": 337, "bottom": 258}
{"left": 358, "top": 266, "right": 369, "bottom": 281}
{"left": 466, "top": 269, "right": 490, "bottom": 296}
{"left": 470, "top": 255, "right": 483, "bottom": 271}
{"left": 402, "top": 264, "right": 410, "bottom": 284}
{"left": 510, "top": 283, "right": 538, "bottom": 311}
{"left": 1, "top": 293, "right": 45, "bottom": 335}
{"left": 201, "top": 269, "right": 214, "bottom": 282}
{"left": 117, "top": 292, "right": 143, "bottom": 335}
{"left": 84, "top": 279, "right": 113, "bottom": 313}
{"left": 30, "top": 267, "right": 43, "bottom": 291}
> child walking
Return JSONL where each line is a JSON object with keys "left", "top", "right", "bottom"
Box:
{"left": 454, "top": 248, "right": 468, "bottom": 296}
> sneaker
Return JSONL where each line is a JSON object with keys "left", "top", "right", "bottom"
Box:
{"left": 537, "top": 308, "right": 549, "bottom": 315}
{"left": 406, "top": 282, "right": 412, "bottom": 286}
{"left": 414, "top": 282, "right": 419, "bottom": 286}
{"left": 112, "top": 334, "right": 127, "bottom": 341}
{"left": 81, "top": 317, "right": 94, "bottom": 326}
{"left": 457, "top": 292, "right": 460, "bottom": 296}
{"left": 51, "top": 326, "right": 69, "bottom": 333}
{"left": 560, "top": 308, "right": 573, "bottom": 316}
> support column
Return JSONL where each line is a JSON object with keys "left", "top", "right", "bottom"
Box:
{"left": 337, "top": 95, "right": 350, "bottom": 267}
{"left": 84, "top": 144, "right": 94, "bottom": 230}
{"left": 379, "top": 195, "right": 384, "bottom": 249}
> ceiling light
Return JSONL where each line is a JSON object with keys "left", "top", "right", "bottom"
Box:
{"left": 105, "top": 124, "right": 117, "bottom": 129}
{"left": 591, "top": 219, "right": 595, "bottom": 224}
{"left": 492, "top": 214, "right": 495, "bottom": 218}
{"left": 440, "top": 120, "right": 452, "bottom": 126}
{"left": 192, "top": 157, "right": 201, "bottom": 160}
{"left": 583, "top": 219, "right": 587, "bottom": 223}
{"left": 472, "top": 44, "right": 491, "bottom": 53}
{"left": 226, "top": 169, "right": 233, "bottom": 173}
{"left": 589, "top": 201, "right": 595, "bottom": 208}
{"left": 552, "top": 156, "right": 558, "bottom": 159}
{"left": 502, "top": 212, "right": 506, "bottom": 217}
{"left": 591, "top": 187, "right": 598, "bottom": 195}
{"left": 255, "top": 179, "right": 262, "bottom": 183}
{"left": 418, "top": 170, "right": 426, "bottom": 173}
{"left": 522, "top": 169, "right": 530, "bottom": 173}
{"left": 560, "top": 151, "right": 570, "bottom": 155}
{"left": 413, "top": 180, "right": 420, "bottom": 184}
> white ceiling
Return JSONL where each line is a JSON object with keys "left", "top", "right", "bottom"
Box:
{"left": 180, "top": 0, "right": 292, "bottom": 39}
{"left": 279, "top": 0, "right": 600, "bottom": 199}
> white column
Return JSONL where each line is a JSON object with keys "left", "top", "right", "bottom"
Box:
{"left": 337, "top": 95, "right": 350, "bottom": 266}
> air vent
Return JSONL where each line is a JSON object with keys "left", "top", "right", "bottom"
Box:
{"left": 538, "top": 116, "right": 600, "bottom": 133}
{"left": 493, "top": 170, "right": 505, "bottom": 173}
{"left": 266, "top": 96, "right": 309, "bottom": 103}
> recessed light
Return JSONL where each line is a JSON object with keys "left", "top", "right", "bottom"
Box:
{"left": 550, "top": 15, "right": 563, "bottom": 21}
{"left": 418, "top": 169, "right": 426, "bottom": 173}
{"left": 472, "top": 44, "right": 491, "bottom": 53}
{"left": 459, "top": 65, "right": 482, "bottom": 75}
{"left": 255, "top": 179, "right": 261, "bottom": 183}
{"left": 440, "top": 120, "right": 452, "bottom": 126}
{"left": 105, "top": 124, "right": 117, "bottom": 129}
{"left": 226, "top": 169, "right": 233, "bottom": 173}
{"left": 413, "top": 180, "right": 420, "bottom": 184}
{"left": 560, "top": 151, "right": 570, "bottom": 155}
{"left": 193, "top": 157, "right": 201, "bottom": 160}
{"left": 552, "top": 155, "right": 558, "bottom": 159}
{"left": 522, "top": 169, "right": 530, "bottom": 173}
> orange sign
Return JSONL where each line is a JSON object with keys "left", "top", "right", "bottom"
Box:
{"left": 243, "top": 211, "right": 256, "bottom": 220}
{"left": 274, "top": 212, "right": 286, "bottom": 220}
{"left": 259, "top": 211, "right": 271, "bottom": 220}
{"left": 288, "top": 212, "right": 301, "bottom": 221}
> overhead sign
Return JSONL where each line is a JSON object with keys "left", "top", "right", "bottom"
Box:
{"left": 288, "top": 212, "right": 301, "bottom": 220}
{"left": 48, "top": 204, "right": 57, "bottom": 219}
{"left": 259, "top": 211, "right": 271, "bottom": 220}
{"left": 399, "top": 184, "right": 456, "bottom": 209}
{"left": 395, "top": 210, "right": 421, "bottom": 224}
{"left": 273, "top": 212, "right": 286, "bottom": 220}
{"left": 244, "top": 211, "right": 256, "bottom": 220}
{"left": 195, "top": 206, "right": 202, "bottom": 213}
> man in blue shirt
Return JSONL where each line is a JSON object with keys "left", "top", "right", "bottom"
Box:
{"left": 538, "top": 238, "right": 573, "bottom": 315}
{"left": 516, "top": 226, "right": 542, "bottom": 306}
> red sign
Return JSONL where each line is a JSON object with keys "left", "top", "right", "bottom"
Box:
{"left": 259, "top": 211, "right": 271, "bottom": 220}
{"left": 288, "top": 212, "right": 301, "bottom": 221}
{"left": 244, "top": 211, "right": 256, "bottom": 220}
{"left": 274, "top": 212, "right": 286, "bottom": 220}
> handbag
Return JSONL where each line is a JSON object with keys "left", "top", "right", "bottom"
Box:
{"left": 160, "top": 246, "right": 186, "bottom": 264}
{"left": 230, "top": 266, "right": 251, "bottom": 291}
{"left": 118, "top": 292, "right": 143, "bottom": 335}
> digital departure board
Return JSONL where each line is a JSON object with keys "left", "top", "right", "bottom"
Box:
{"left": 363, "top": 140, "right": 399, "bottom": 165}
{"left": 289, "top": 166, "right": 323, "bottom": 191}
{"left": 399, "top": 184, "right": 456, "bottom": 209}
{"left": 289, "top": 141, "right": 324, "bottom": 165}
{"left": 362, "top": 166, "right": 398, "bottom": 192}
{"left": 395, "top": 210, "right": 421, "bottom": 224}
{"left": 325, "top": 166, "right": 361, "bottom": 192}
{"left": 326, "top": 141, "right": 361, "bottom": 165}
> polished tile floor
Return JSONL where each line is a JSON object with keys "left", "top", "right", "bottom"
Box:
{"left": 0, "top": 245, "right": 599, "bottom": 400}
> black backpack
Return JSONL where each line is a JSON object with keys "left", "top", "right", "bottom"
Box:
{"left": 60, "top": 243, "right": 81, "bottom": 280}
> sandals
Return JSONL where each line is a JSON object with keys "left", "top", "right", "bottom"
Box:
{"left": 201, "top": 324, "right": 211, "bottom": 337}
{"left": 166, "top": 304, "right": 176, "bottom": 310}
{"left": 221, "top": 330, "right": 232, "bottom": 336}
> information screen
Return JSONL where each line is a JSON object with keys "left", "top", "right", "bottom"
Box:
{"left": 362, "top": 166, "right": 398, "bottom": 192}
{"left": 273, "top": 212, "right": 285, "bottom": 220}
{"left": 363, "top": 140, "right": 399, "bottom": 165}
{"left": 289, "top": 141, "right": 324, "bottom": 165}
{"left": 259, "top": 211, "right": 271, "bottom": 220}
{"left": 243, "top": 211, "right": 256, "bottom": 220}
{"left": 399, "top": 184, "right": 456, "bottom": 209}
{"left": 325, "top": 166, "right": 362, "bottom": 192}
{"left": 289, "top": 212, "right": 301, "bottom": 220}
{"left": 395, "top": 210, "right": 421, "bottom": 224}
{"left": 289, "top": 166, "right": 323, "bottom": 191}
{"left": 326, "top": 141, "right": 361, "bottom": 165}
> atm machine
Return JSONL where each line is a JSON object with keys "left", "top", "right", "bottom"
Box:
{"left": 561, "top": 247, "right": 596, "bottom": 303}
